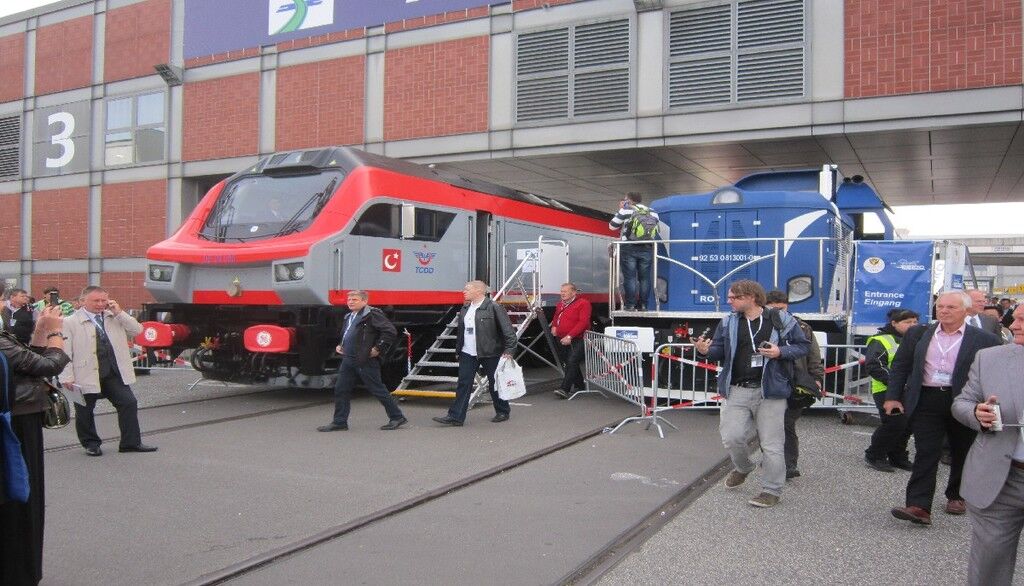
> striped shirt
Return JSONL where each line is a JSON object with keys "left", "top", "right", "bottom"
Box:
{"left": 608, "top": 203, "right": 659, "bottom": 241}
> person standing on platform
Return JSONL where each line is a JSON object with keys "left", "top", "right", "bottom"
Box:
{"left": 433, "top": 281, "right": 516, "bottom": 426}
{"left": 887, "top": 290, "right": 1001, "bottom": 525}
{"left": 863, "top": 308, "right": 919, "bottom": 472}
{"left": 317, "top": 290, "right": 406, "bottom": 432}
{"left": 60, "top": 286, "right": 157, "bottom": 456}
{"left": 551, "top": 282, "right": 591, "bottom": 399}
{"left": 693, "top": 280, "right": 809, "bottom": 508}
{"left": 608, "top": 192, "right": 659, "bottom": 311}
{"left": 952, "top": 304, "right": 1024, "bottom": 586}
{"left": 765, "top": 289, "right": 823, "bottom": 480}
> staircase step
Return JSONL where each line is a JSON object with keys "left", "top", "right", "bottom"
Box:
{"left": 437, "top": 334, "right": 456, "bottom": 340}
{"left": 429, "top": 348, "right": 457, "bottom": 353}
{"left": 416, "top": 361, "right": 459, "bottom": 368}
{"left": 401, "top": 374, "right": 460, "bottom": 383}
{"left": 392, "top": 389, "right": 456, "bottom": 398}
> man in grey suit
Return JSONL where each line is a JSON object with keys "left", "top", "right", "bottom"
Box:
{"left": 967, "top": 289, "right": 1005, "bottom": 339}
{"left": 952, "top": 304, "right": 1024, "bottom": 586}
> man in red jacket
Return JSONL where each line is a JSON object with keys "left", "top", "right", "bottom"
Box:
{"left": 551, "top": 282, "right": 592, "bottom": 399}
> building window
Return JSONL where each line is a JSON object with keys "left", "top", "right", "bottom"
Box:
{"left": 668, "top": 0, "right": 805, "bottom": 109}
{"left": 0, "top": 116, "right": 20, "bottom": 180}
{"left": 515, "top": 18, "right": 632, "bottom": 124}
{"left": 105, "top": 92, "right": 166, "bottom": 167}
{"left": 350, "top": 203, "right": 456, "bottom": 242}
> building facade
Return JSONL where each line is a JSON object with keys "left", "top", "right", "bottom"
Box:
{"left": 0, "top": 0, "right": 1021, "bottom": 309}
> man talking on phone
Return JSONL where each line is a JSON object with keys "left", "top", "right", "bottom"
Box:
{"left": 887, "top": 290, "right": 1000, "bottom": 525}
{"left": 59, "top": 286, "right": 157, "bottom": 456}
{"left": 693, "top": 280, "right": 809, "bottom": 508}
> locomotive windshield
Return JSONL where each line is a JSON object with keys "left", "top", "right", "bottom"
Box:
{"left": 199, "top": 170, "right": 344, "bottom": 242}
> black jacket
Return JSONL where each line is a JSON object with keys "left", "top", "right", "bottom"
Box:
{"left": 455, "top": 297, "right": 516, "bottom": 358}
{"left": 864, "top": 324, "right": 902, "bottom": 386}
{"left": 0, "top": 331, "right": 70, "bottom": 416}
{"left": 339, "top": 307, "right": 396, "bottom": 365}
{"left": 885, "top": 322, "right": 1001, "bottom": 417}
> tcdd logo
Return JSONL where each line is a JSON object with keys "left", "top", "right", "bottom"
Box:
{"left": 413, "top": 250, "right": 437, "bottom": 274}
{"left": 382, "top": 249, "right": 402, "bottom": 272}
{"left": 143, "top": 327, "right": 158, "bottom": 342}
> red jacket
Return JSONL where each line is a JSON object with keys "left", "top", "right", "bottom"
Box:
{"left": 552, "top": 297, "right": 592, "bottom": 339}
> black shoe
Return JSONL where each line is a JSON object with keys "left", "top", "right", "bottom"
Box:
{"left": 786, "top": 468, "right": 801, "bottom": 479}
{"left": 380, "top": 417, "right": 407, "bottom": 431}
{"left": 432, "top": 416, "right": 463, "bottom": 427}
{"left": 119, "top": 444, "right": 158, "bottom": 453}
{"left": 889, "top": 458, "right": 914, "bottom": 471}
{"left": 317, "top": 423, "right": 348, "bottom": 432}
{"left": 85, "top": 446, "right": 102, "bottom": 457}
{"left": 491, "top": 413, "right": 510, "bottom": 423}
{"left": 865, "top": 455, "right": 895, "bottom": 472}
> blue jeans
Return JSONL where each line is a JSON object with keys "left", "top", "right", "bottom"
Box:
{"left": 620, "top": 244, "right": 653, "bottom": 309}
{"left": 447, "top": 352, "right": 510, "bottom": 422}
{"left": 331, "top": 359, "right": 404, "bottom": 424}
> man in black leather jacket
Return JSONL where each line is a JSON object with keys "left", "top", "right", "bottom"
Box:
{"left": 317, "top": 291, "right": 406, "bottom": 432}
{"left": 0, "top": 305, "right": 70, "bottom": 586}
{"left": 433, "top": 281, "right": 516, "bottom": 426}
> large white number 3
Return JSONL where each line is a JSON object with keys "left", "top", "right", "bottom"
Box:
{"left": 45, "top": 112, "right": 75, "bottom": 169}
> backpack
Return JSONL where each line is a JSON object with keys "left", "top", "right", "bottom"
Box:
{"left": 625, "top": 206, "right": 659, "bottom": 241}
{"left": 765, "top": 309, "right": 820, "bottom": 409}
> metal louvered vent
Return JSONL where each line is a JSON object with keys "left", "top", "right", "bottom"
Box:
{"left": 574, "top": 69, "right": 630, "bottom": 116}
{"left": 669, "top": 57, "right": 731, "bottom": 107}
{"left": 517, "top": 28, "right": 570, "bottom": 75}
{"left": 669, "top": 5, "right": 731, "bottom": 57}
{"left": 517, "top": 76, "right": 570, "bottom": 121}
{"left": 575, "top": 20, "right": 629, "bottom": 66}
{"left": 0, "top": 116, "right": 20, "bottom": 180}
{"left": 737, "top": 47, "right": 804, "bottom": 101}
{"left": 738, "top": 0, "right": 804, "bottom": 48}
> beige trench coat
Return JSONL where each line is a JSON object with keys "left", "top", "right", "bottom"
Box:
{"left": 58, "top": 308, "right": 142, "bottom": 393}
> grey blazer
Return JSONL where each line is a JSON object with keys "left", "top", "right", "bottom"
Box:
{"left": 951, "top": 343, "right": 1024, "bottom": 509}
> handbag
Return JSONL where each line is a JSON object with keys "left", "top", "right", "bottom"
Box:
{"left": 0, "top": 352, "right": 30, "bottom": 503}
{"left": 495, "top": 357, "right": 527, "bottom": 401}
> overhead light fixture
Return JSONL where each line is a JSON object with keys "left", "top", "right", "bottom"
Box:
{"left": 633, "top": 0, "right": 663, "bottom": 11}
{"left": 154, "top": 63, "right": 183, "bottom": 86}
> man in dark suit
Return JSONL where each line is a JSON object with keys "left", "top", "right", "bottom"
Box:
{"left": 887, "top": 290, "right": 1002, "bottom": 525}
{"left": 317, "top": 290, "right": 406, "bottom": 432}
{"left": 952, "top": 304, "right": 1024, "bottom": 586}
{"left": 967, "top": 289, "right": 1005, "bottom": 339}
{"left": 433, "top": 280, "right": 516, "bottom": 426}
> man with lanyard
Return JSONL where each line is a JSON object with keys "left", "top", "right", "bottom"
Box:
{"left": 694, "top": 280, "right": 809, "bottom": 508}
{"left": 887, "top": 290, "right": 1001, "bottom": 525}
{"left": 550, "top": 282, "right": 591, "bottom": 399}
{"left": 863, "top": 308, "right": 919, "bottom": 472}
{"left": 317, "top": 290, "right": 406, "bottom": 432}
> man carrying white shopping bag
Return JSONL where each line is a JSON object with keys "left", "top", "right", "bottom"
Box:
{"left": 495, "top": 357, "right": 527, "bottom": 401}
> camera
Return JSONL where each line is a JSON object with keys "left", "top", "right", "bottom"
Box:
{"left": 758, "top": 341, "right": 773, "bottom": 350}
{"left": 48, "top": 292, "right": 59, "bottom": 306}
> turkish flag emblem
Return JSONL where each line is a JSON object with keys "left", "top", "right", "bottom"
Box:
{"left": 382, "top": 249, "right": 402, "bottom": 272}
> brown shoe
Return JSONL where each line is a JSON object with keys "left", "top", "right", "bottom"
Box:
{"left": 724, "top": 470, "right": 749, "bottom": 489}
{"left": 891, "top": 505, "right": 932, "bottom": 525}
{"left": 748, "top": 492, "right": 780, "bottom": 508}
{"left": 945, "top": 499, "right": 967, "bottom": 515}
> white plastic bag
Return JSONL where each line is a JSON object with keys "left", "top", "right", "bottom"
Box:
{"left": 495, "top": 357, "right": 527, "bottom": 401}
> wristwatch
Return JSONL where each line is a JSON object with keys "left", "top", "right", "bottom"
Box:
{"left": 46, "top": 331, "right": 66, "bottom": 340}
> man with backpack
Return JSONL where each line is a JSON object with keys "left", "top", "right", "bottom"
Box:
{"left": 609, "top": 192, "right": 659, "bottom": 311}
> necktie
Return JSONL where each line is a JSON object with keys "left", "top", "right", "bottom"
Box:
{"left": 94, "top": 314, "right": 106, "bottom": 336}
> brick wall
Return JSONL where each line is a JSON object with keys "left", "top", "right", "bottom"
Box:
{"left": 0, "top": 35, "right": 25, "bottom": 103}
{"left": 0, "top": 194, "right": 20, "bottom": 261}
{"left": 383, "top": 36, "right": 489, "bottom": 142}
{"left": 104, "top": 0, "right": 171, "bottom": 83}
{"left": 101, "top": 271, "right": 153, "bottom": 312}
{"left": 846, "top": 0, "right": 1022, "bottom": 98}
{"left": 511, "top": 0, "right": 580, "bottom": 11}
{"left": 31, "top": 273, "right": 89, "bottom": 303}
{"left": 31, "top": 187, "right": 89, "bottom": 260}
{"left": 276, "top": 56, "right": 365, "bottom": 151}
{"left": 101, "top": 180, "right": 167, "bottom": 258}
{"left": 34, "top": 15, "right": 94, "bottom": 96}
{"left": 182, "top": 73, "right": 260, "bottom": 161}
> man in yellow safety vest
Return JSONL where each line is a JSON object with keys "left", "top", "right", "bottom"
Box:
{"left": 864, "top": 308, "right": 920, "bottom": 472}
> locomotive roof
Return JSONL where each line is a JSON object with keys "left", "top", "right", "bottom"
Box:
{"left": 241, "top": 146, "right": 612, "bottom": 223}
{"left": 651, "top": 187, "right": 837, "bottom": 213}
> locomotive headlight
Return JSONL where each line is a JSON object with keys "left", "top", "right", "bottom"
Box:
{"left": 149, "top": 265, "right": 174, "bottom": 282}
{"left": 274, "top": 262, "right": 305, "bottom": 282}
{"left": 786, "top": 275, "right": 813, "bottom": 303}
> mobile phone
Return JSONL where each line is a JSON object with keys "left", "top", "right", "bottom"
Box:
{"left": 758, "top": 341, "right": 772, "bottom": 350}
{"left": 699, "top": 326, "right": 712, "bottom": 339}
{"left": 48, "top": 292, "right": 59, "bottom": 306}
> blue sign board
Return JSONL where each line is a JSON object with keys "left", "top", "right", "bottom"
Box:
{"left": 853, "top": 241, "right": 934, "bottom": 326}
{"left": 184, "top": 0, "right": 509, "bottom": 59}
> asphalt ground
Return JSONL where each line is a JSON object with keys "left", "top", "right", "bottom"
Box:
{"left": 38, "top": 367, "right": 726, "bottom": 585}
{"left": 599, "top": 410, "right": 1024, "bottom": 586}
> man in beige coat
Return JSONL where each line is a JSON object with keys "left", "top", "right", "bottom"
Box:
{"left": 60, "top": 286, "right": 157, "bottom": 456}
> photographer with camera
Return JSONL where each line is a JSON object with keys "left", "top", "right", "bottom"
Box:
{"left": 0, "top": 305, "right": 70, "bottom": 585}
{"left": 693, "top": 280, "right": 809, "bottom": 508}
{"left": 608, "top": 192, "right": 659, "bottom": 311}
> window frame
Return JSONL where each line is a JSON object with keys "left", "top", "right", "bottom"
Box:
{"left": 103, "top": 90, "right": 168, "bottom": 168}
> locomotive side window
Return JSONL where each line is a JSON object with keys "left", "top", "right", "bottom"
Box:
{"left": 351, "top": 203, "right": 455, "bottom": 242}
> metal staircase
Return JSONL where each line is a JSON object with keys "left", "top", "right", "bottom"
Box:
{"left": 392, "top": 238, "right": 567, "bottom": 408}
